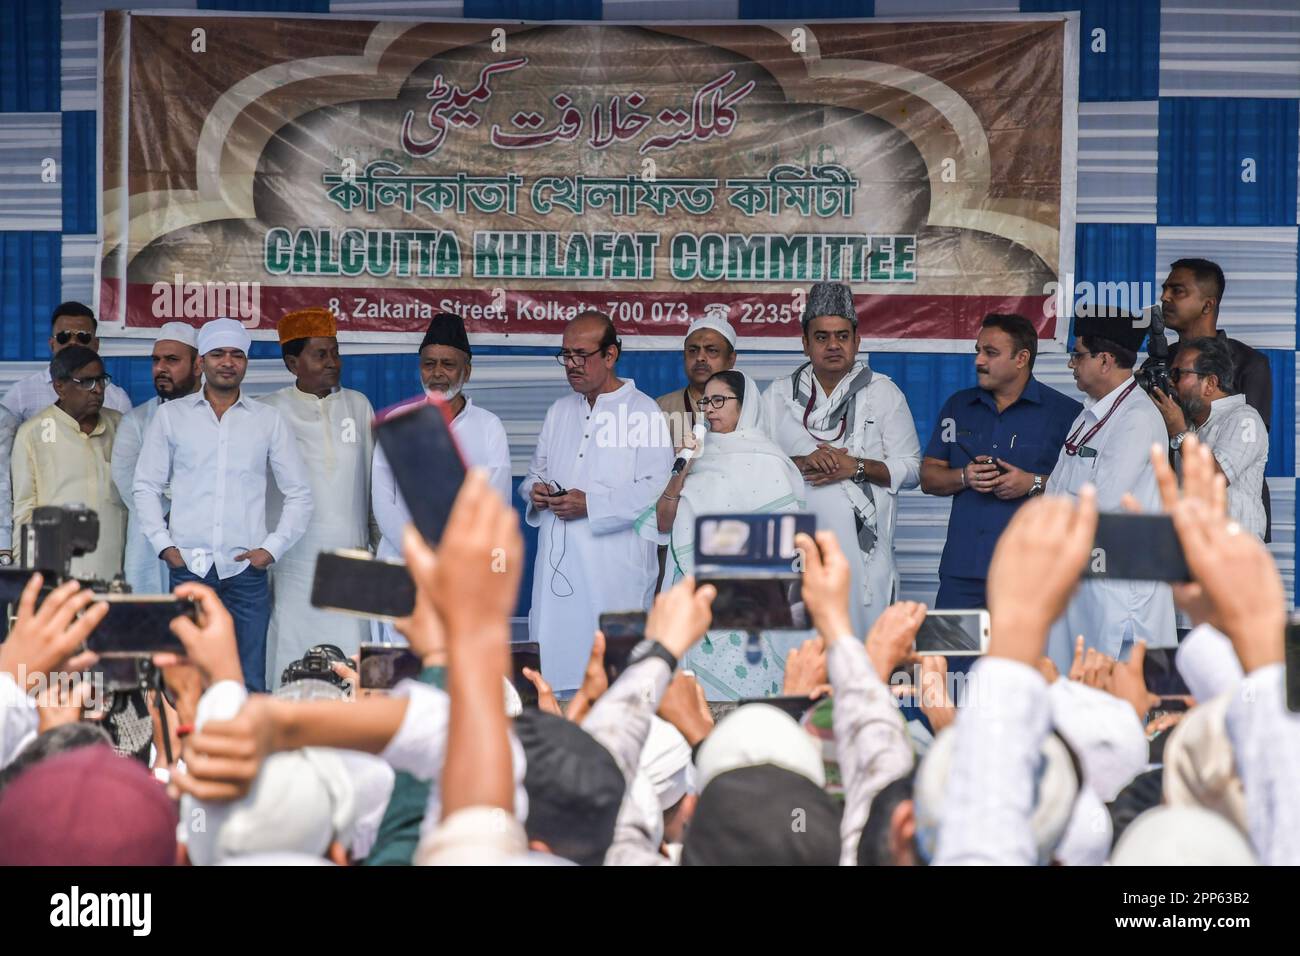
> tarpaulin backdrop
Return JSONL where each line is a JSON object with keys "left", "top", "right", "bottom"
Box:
{"left": 98, "top": 13, "right": 1077, "bottom": 349}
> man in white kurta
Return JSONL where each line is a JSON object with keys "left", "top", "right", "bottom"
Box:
{"left": 110, "top": 322, "right": 201, "bottom": 595}
{"left": 522, "top": 313, "right": 674, "bottom": 693}
{"left": 262, "top": 309, "right": 376, "bottom": 686}
{"left": 1047, "top": 316, "right": 1176, "bottom": 670}
{"left": 762, "top": 284, "right": 921, "bottom": 640}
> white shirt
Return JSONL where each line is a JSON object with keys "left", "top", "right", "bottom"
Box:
{"left": 0, "top": 672, "right": 37, "bottom": 770}
{"left": 1181, "top": 393, "right": 1268, "bottom": 539}
{"left": 0, "top": 404, "right": 17, "bottom": 552}
{"left": 111, "top": 397, "right": 170, "bottom": 594}
{"left": 2, "top": 367, "right": 132, "bottom": 422}
{"left": 371, "top": 396, "right": 513, "bottom": 561}
{"left": 1047, "top": 376, "right": 1176, "bottom": 666}
{"left": 1225, "top": 663, "right": 1300, "bottom": 865}
{"left": 132, "top": 389, "right": 313, "bottom": 579}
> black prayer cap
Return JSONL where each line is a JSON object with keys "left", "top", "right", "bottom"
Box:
{"left": 419, "top": 311, "right": 471, "bottom": 358}
{"left": 514, "top": 710, "right": 625, "bottom": 865}
{"left": 1072, "top": 311, "right": 1148, "bottom": 354}
{"left": 682, "top": 764, "right": 843, "bottom": 866}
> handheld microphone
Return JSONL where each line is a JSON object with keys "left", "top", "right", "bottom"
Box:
{"left": 671, "top": 423, "right": 709, "bottom": 476}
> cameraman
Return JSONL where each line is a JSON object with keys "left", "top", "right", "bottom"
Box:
{"left": 1168, "top": 337, "right": 1267, "bottom": 539}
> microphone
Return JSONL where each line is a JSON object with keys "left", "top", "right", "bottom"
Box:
{"left": 671, "top": 423, "right": 709, "bottom": 476}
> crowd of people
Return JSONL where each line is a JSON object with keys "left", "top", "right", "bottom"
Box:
{"left": 0, "top": 255, "right": 1292, "bottom": 865}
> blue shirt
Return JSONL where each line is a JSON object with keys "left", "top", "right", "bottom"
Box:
{"left": 924, "top": 378, "right": 1082, "bottom": 580}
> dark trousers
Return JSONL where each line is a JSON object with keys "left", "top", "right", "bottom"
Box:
{"left": 934, "top": 575, "right": 988, "bottom": 611}
{"left": 169, "top": 563, "right": 270, "bottom": 693}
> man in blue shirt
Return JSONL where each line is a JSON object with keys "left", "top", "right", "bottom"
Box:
{"left": 921, "top": 314, "right": 1082, "bottom": 609}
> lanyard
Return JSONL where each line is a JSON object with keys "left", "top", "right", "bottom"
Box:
{"left": 802, "top": 387, "right": 847, "bottom": 442}
{"left": 1064, "top": 379, "right": 1138, "bottom": 456}
{"left": 683, "top": 388, "right": 698, "bottom": 428}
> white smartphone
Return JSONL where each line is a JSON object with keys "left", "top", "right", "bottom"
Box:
{"left": 914, "top": 609, "right": 990, "bottom": 657}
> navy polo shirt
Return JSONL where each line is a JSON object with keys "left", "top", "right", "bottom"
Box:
{"left": 924, "top": 377, "right": 1083, "bottom": 581}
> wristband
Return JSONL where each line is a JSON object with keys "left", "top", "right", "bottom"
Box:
{"left": 628, "top": 639, "right": 678, "bottom": 673}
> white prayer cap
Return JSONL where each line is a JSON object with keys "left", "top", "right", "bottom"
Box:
{"left": 186, "top": 748, "right": 357, "bottom": 866}
{"left": 196, "top": 317, "right": 251, "bottom": 357}
{"left": 1054, "top": 784, "right": 1113, "bottom": 866}
{"left": 914, "top": 727, "right": 1078, "bottom": 865}
{"left": 1110, "top": 806, "right": 1257, "bottom": 865}
{"left": 1175, "top": 625, "right": 1243, "bottom": 702}
{"left": 337, "top": 750, "right": 396, "bottom": 862}
{"left": 1049, "top": 678, "right": 1149, "bottom": 802}
{"left": 695, "top": 703, "right": 824, "bottom": 791}
{"left": 1162, "top": 693, "right": 1247, "bottom": 833}
{"left": 684, "top": 312, "right": 737, "bottom": 349}
{"left": 156, "top": 321, "right": 198, "bottom": 349}
{"left": 639, "top": 717, "right": 697, "bottom": 810}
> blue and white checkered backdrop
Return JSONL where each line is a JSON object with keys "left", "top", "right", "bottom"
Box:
{"left": 2, "top": 0, "right": 1297, "bottom": 613}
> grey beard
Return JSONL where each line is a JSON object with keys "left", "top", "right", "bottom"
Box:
{"left": 423, "top": 378, "right": 463, "bottom": 402}
{"left": 1180, "top": 394, "right": 1206, "bottom": 424}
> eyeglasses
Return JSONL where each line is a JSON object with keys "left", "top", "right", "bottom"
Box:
{"left": 55, "top": 331, "right": 93, "bottom": 346}
{"left": 1067, "top": 350, "right": 1098, "bottom": 364}
{"left": 696, "top": 395, "right": 741, "bottom": 410}
{"left": 1168, "top": 368, "right": 1206, "bottom": 385}
{"left": 555, "top": 348, "right": 605, "bottom": 367}
{"left": 67, "top": 374, "right": 111, "bottom": 392}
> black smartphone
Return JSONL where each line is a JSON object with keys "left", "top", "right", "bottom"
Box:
{"left": 738, "top": 695, "right": 817, "bottom": 722}
{"left": 311, "top": 549, "right": 415, "bottom": 620}
{"left": 373, "top": 395, "right": 466, "bottom": 546}
{"left": 510, "top": 641, "right": 542, "bottom": 708}
{"left": 85, "top": 596, "right": 197, "bottom": 656}
{"left": 547, "top": 480, "right": 568, "bottom": 497}
{"left": 1142, "top": 646, "right": 1191, "bottom": 697}
{"left": 358, "top": 643, "right": 422, "bottom": 690}
{"left": 1286, "top": 615, "right": 1300, "bottom": 714}
{"left": 1082, "top": 513, "right": 1192, "bottom": 583}
{"left": 599, "top": 611, "right": 645, "bottom": 683}
{"left": 694, "top": 513, "right": 815, "bottom": 631}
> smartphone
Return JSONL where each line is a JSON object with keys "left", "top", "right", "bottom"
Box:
{"left": 358, "top": 643, "right": 422, "bottom": 690}
{"left": 547, "top": 480, "right": 568, "bottom": 497}
{"left": 599, "top": 611, "right": 645, "bottom": 683}
{"left": 738, "top": 694, "right": 817, "bottom": 722}
{"left": 373, "top": 395, "right": 467, "bottom": 546}
{"left": 1286, "top": 615, "right": 1300, "bottom": 714}
{"left": 85, "top": 595, "right": 196, "bottom": 656}
{"left": 1143, "top": 647, "right": 1190, "bottom": 697}
{"left": 88, "top": 655, "right": 152, "bottom": 693}
{"left": 914, "top": 609, "right": 990, "bottom": 657}
{"left": 694, "top": 513, "right": 815, "bottom": 631}
{"left": 311, "top": 549, "right": 415, "bottom": 620}
{"left": 1083, "top": 513, "right": 1192, "bottom": 583}
{"left": 510, "top": 641, "right": 542, "bottom": 709}
{"left": 1154, "top": 696, "right": 1191, "bottom": 714}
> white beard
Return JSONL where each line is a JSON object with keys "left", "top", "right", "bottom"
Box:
{"left": 422, "top": 377, "right": 464, "bottom": 402}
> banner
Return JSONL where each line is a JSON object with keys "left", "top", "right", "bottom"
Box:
{"left": 99, "top": 13, "right": 1077, "bottom": 349}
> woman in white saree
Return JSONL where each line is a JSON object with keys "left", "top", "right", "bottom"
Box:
{"left": 647, "top": 370, "right": 808, "bottom": 700}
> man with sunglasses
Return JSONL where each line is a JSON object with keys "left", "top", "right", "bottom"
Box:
{"left": 1045, "top": 313, "right": 1175, "bottom": 671}
{"left": 10, "top": 346, "right": 127, "bottom": 581}
{"left": 1168, "top": 337, "right": 1267, "bottom": 539}
{"left": 521, "top": 311, "right": 673, "bottom": 694}
{"left": 1, "top": 302, "right": 132, "bottom": 423}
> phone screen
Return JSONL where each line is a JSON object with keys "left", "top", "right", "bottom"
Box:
{"left": 85, "top": 598, "right": 195, "bottom": 655}
{"left": 311, "top": 551, "right": 416, "bottom": 620}
{"left": 374, "top": 396, "right": 466, "bottom": 547}
{"left": 1083, "top": 513, "right": 1192, "bottom": 583}
{"left": 599, "top": 612, "right": 645, "bottom": 683}
{"left": 698, "top": 577, "right": 803, "bottom": 630}
{"left": 510, "top": 642, "right": 542, "bottom": 708}
{"left": 915, "top": 611, "right": 987, "bottom": 656}
{"left": 1286, "top": 616, "right": 1300, "bottom": 714}
{"left": 358, "top": 644, "right": 422, "bottom": 690}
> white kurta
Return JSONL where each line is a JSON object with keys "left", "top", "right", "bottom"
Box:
{"left": 370, "top": 396, "right": 513, "bottom": 644}
{"left": 1047, "top": 376, "right": 1176, "bottom": 669}
{"left": 110, "top": 397, "right": 170, "bottom": 595}
{"left": 261, "top": 386, "right": 375, "bottom": 686}
{"left": 762, "top": 366, "right": 921, "bottom": 640}
{"left": 521, "top": 379, "right": 673, "bottom": 692}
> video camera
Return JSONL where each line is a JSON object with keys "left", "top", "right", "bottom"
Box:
{"left": 1134, "top": 302, "right": 1172, "bottom": 397}
{"left": 0, "top": 504, "right": 121, "bottom": 606}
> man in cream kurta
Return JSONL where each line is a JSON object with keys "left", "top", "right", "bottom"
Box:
{"left": 12, "top": 349, "right": 126, "bottom": 581}
{"left": 262, "top": 310, "right": 376, "bottom": 686}
{"left": 522, "top": 312, "right": 674, "bottom": 693}
{"left": 762, "top": 284, "right": 921, "bottom": 640}
{"left": 110, "top": 322, "right": 201, "bottom": 595}
{"left": 1047, "top": 315, "right": 1176, "bottom": 669}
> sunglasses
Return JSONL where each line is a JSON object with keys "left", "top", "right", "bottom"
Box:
{"left": 55, "top": 331, "right": 94, "bottom": 346}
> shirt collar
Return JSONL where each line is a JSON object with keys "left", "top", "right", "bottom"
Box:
{"left": 971, "top": 376, "right": 1043, "bottom": 410}
{"left": 288, "top": 384, "right": 342, "bottom": 402}
{"left": 584, "top": 378, "right": 635, "bottom": 406}
{"left": 1204, "top": 393, "right": 1246, "bottom": 425}
{"left": 1087, "top": 375, "right": 1136, "bottom": 418}
{"left": 193, "top": 388, "right": 249, "bottom": 411}
{"left": 51, "top": 403, "right": 107, "bottom": 437}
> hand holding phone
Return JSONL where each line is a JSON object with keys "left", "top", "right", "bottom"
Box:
{"left": 374, "top": 396, "right": 466, "bottom": 546}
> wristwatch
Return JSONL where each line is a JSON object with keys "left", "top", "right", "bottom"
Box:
{"left": 853, "top": 458, "right": 867, "bottom": 484}
{"left": 1028, "top": 475, "right": 1045, "bottom": 497}
{"left": 0, "top": 550, "right": 12, "bottom": 567}
{"left": 1170, "top": 430, "right": 1190, "bottom": 451}
{"left": 627, "top": 639, "right": 678, "bottom": 673}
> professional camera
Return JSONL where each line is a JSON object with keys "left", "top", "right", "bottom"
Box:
{"left": 1135, "top": 303, "right": 1172, "bottom": 397}
{"left": 0, "top": 504, "right": 125, "bottom": 611}
{"left": 281, "top": 643, "right": 353, "bottom": 690}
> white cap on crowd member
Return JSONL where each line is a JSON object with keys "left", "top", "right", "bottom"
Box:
{"left": 1110, "top": 806, "right": 1257, "bottom": 865}
{"left": 1048, "top": 678, "right": 1149, "bottom": 803}
{"left": 684, "top": 312, "right": 737, "bottom": 350}
{"left": 1054, "top": 784, "right": 1113, "bottom": 866}
{"left": 156, "top": 321, "right": 198, "bottom": 350}
{"left": 639, "top": 717, "right": 698, "bottom": 810}
{"left": 1161, "top": 692, "right": 1247, "bottom": 833}
{"left": 695, "top": 703, "right": 824, "bottom": 791}
{"left": 196, "top": 317, "right": 252, "bottom": 356}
